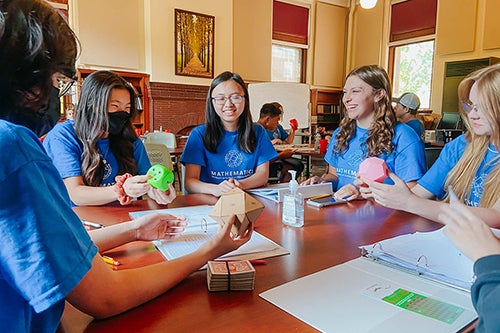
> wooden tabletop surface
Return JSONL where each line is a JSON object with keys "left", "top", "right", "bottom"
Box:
{"left": 59, "top": 194, "right": 443, "bottom": 333}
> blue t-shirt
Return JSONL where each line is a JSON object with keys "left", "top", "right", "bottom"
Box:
{"left": 406, "top": 119, "right": 425, "bottom": 140}
{"left": 0, "top": 120, "right": 97, "bottom": 333}
{"left": 43, "top": 120, "right": 151, "bottom": 186}
{"left": 325, "top": 123, "right": 426, "bottom": 190}
{"left": 472, "top": 254, "right": 500, "bottom": 333}
{"left": 418, "top": 134, "right": 499, "bottom": 206}
{"left": 267, "top": 124, "right": 289, "bottom": 141}
{"left": 180, "top": 124, "right": 278, "bottom": 184}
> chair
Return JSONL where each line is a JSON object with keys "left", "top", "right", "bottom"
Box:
{"left": 268, "top": 162, "right": 282, "bottom": 184}
{"left": 424, "top": 146, "right": 443, "bottom": 170}
{"left": 145, "top": 132, "right": 182, "bottom": 185}
{"left": 176, "top": 124, "right": 197, "bottom": 137}
{"left": 144, "top": 142, "right": 180, "bottom": 188}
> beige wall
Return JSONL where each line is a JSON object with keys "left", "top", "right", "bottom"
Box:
{"left": 71, "top": 0, "right": 500, "bottom": 113}
{"left": 312, "top": 2, "right": 347, "bottom": 89}
{"left": 73, "top": 0, "right": 146, "bottom": 71}
{"left": 72, "top": 0, "right": 233, "bottom": 85}
{"left": 431, "top": 0, "right": 500, "bottom": 114}
{"left": 233, "top": 0, "right": 273, "bottom": 82}
{"left": 347, "top": 0, "right": 387, "bottom": 72}
{"left": 71, "top": 0, "right": 348, "bottom": 87}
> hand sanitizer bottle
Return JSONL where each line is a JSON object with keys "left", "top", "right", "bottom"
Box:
{"left": 282, "top": 170, "right": 304, "bottom": 227}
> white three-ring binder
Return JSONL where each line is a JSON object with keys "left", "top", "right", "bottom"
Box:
{"left": 260, "top": 228, "right": 480, "bottom": 333}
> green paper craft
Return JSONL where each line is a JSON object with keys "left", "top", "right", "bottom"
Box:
{"left": 147, "top": 164, "right": 174, "bottom": 191}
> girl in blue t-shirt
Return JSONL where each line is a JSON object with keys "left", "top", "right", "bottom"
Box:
{"left": 181, "top": 72, "right": 277, "bottom": 196}
{"left": 44, "top": 71, "right": 175, "bottom": 206}
{"left": 301, "top": 65, "right": 426, "bottom": 200}
{"left": 364, "top": 64, "right": 500, "bottom": 227}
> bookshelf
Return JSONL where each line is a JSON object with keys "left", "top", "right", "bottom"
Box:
{"left": 77, "top": 69, "right": 150, "bottom": 133}
{"left": 310, "top": 89, "right": 343, "bottom": 135}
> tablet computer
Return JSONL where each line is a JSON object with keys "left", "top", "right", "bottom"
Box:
{"left": 306, "top": 195, "right": 346, "bottom": 208}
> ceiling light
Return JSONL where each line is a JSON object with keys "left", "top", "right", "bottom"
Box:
{"left": 360, "top": 0, "right": 377, "bottom": 9}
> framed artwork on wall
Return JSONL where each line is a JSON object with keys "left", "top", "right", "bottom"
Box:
{"left": 175, "top": 9, "right": 215, "bottom": 78}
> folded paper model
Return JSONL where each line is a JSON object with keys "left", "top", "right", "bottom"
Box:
{"left": 147, "top": 164, "right": 174, "bottom": 191}
{"left": 209, "top": 188, "right": 264, "bottom": 236}
{"left": 358, "top": 157, "right": 389, "bottom": 183}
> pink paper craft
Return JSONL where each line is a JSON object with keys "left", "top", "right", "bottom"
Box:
{"left": 358, "top": 157, "right": 389, "bottom": 183}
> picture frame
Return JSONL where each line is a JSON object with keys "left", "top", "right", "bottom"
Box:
{"left": 175, "top": 9, "right": 215, "bottom": 78}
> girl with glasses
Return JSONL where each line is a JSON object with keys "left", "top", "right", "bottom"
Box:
{"left": 181, "top": 71, "right": 277, "bottom": 196}
{"left": 364, "top": 63, "right": 500, "bottom": 227}
{"left": 43, "top": 70, "right": 176, "bottom": 206}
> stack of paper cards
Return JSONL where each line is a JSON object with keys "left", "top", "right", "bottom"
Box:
{"left": 207, "top": 260, "right": 255, "bottom": 292}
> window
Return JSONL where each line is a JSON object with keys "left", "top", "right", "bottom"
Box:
{"left": 271, "top": 44, "right": 305, "bottom": 82}
{"left": 391, "top": 40, "right": 434, "bottom": 108}
{"left": 271, "top": 1, "right": 309, "bottom": 83}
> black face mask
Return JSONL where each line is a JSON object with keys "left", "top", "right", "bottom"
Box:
{"left": 108, "top": 111, "right": 130, "bottom": 135}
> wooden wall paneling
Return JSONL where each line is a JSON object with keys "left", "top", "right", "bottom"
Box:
{"left": 233, "top": 0, "right": 272, "bottom": 82}
{"left": 435, "top": 0, "right": 477, "bottom": 55}
{"left": 313, "top": 3, "right": 347, "bottom": 88}
{"left": 482, "top": 0, "right": 500, "bottom": 50}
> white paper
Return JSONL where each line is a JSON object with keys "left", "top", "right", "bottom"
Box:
{"left": 260, "top": 258, "right": 477, "bottom": 333}
{"left": 359, "top": 228, "right": 474, "bottom": 290}
{"left": 129, "top": 205, "right": 288, "bottom": 261}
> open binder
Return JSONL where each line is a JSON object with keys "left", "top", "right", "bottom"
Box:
{"left": 359, "top": 228, "right": 475, "bottom": 292}
{"left": 260, "top": 227, "right": 480, "bottom": 332}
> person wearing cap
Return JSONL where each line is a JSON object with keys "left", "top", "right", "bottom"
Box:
{"left": 394, "top": 92, "right": 425, "bottom": 139}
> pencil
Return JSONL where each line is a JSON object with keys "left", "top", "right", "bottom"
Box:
{"left": 308, "top": 193, "right": 331, "bottom": 201}
{"left": 102, "top": 255, "right": 121, "bottom": 266}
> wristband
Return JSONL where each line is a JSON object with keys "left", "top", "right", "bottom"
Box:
{"left": 114, "top": 173, "right": 133, "bottom": 205}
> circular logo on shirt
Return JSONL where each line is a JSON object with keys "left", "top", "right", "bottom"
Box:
{"left": 348, "top": 150, "right": 364, "bottom": 168}
{"left": 469, "top": 173, "right": 487, "bottom": 206}
{"left": 103, "top": 160, "right": 112, "bottom": 181}
{"left": 225, "top": 149, "right": 243, "bottom": 168}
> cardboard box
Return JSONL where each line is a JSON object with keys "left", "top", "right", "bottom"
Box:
{"left": 209, "top": 188, "right": 264, "bottom": 236}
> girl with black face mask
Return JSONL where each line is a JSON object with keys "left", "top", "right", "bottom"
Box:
{"left": 43, "top": 70, "right": 176, "bottom": 206}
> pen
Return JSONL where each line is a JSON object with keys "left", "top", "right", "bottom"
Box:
{"left": 82, "top": 220, "right": 105, "bottom": 229}
{"left": 309, "top": 193, "right": 331, "bottom": 201}
{"left": 102, "top": 255, "right": 121, "bottom": 266}
{"left": 249, "top": 259, "right": 267, "bottom": 265}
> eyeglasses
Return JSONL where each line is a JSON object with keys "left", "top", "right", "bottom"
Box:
{"left": 211, "top": 95, "right": 244, "bottom": 105}
{"left": 461, "top": 101, "right": 480, "bottom": 114}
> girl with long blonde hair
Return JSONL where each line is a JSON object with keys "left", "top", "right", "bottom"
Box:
{"left": 365, "top": 63, "right": 500, "bottom": 226}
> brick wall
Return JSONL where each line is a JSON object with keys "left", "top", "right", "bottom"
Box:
{"left": 149, "top": 82, "right": 208, "bottom": 134}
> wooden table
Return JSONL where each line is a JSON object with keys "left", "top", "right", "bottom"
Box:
{"left": 274, "top": 144, "right": 325, "bottom": 178}
{"left": 167, "top": 147, "right": 184, "bottom": 157}
{"left": 60, "top": 195, "right": 444, "bottom": 333}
